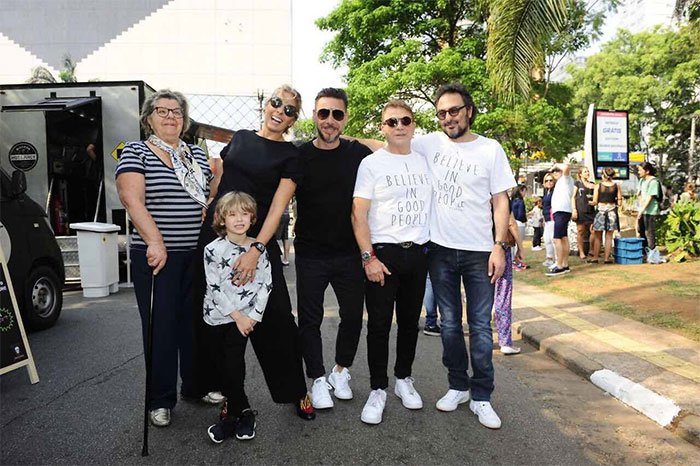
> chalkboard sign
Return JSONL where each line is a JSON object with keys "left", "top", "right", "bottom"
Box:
{"left": 0, "top": 246, "right": 38, "bottom": 383}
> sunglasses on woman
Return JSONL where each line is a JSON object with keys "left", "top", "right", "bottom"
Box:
{"left": 269, "top": 96, "right": 298, "bottom": 119}
{"left": 316, "top": 108, "right": 345, "bottom": 121}
{"left": 436, "top": 104, "right": 467, "bottom": 120}
{"left": 383, "top": 116, "right": 413, "bottom": 127}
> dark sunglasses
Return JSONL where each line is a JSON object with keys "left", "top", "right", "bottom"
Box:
{"left": 316, "top": 108, "right": 345, "bottom": 121}
{"left": 269, "top": 96, "right": 298, "bottom": 118}
{"left": 436, "top": 104, "right": 467, "bottom": 120}
{"left": 383, "top": 116, "right": 413, "bottom": 127}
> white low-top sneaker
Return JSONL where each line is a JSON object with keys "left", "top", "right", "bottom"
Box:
{"left": 328, "top": 365, "right": 353, "bottom": 400}
{"left": 201, "top": 391, "right": 226, "bottom": 404}
{"left": 500, "top": 345, "right": 521, "bottom": 355}
{"left": 436, "top": 389, "right": 470, "bottom": 412}
{"left": 361, "top": 389, "right": 387, "bottom": 425}
{"left": 310, "top": 376, "right": 334, "bottom": 409}
{"left": 394, "top": 377, "right": 423, "bottom": 409}
{"left": 149, "top": 408, "right": 171, "bottom": 427}
{"left": 469, "top": 400, "right": 502, "bottom": 429}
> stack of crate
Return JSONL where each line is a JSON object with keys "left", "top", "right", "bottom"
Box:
{"left": 613, "top": 237, "right": 644, "bottom": 265}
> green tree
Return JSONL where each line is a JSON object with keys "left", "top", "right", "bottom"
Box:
{"left": 567, "top": 26, "right": 700, "bottom": 185}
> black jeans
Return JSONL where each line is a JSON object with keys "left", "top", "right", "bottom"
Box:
{"left": 132, "top": 248, "right": 194, "bottom": 410}
{"left": 296, "top": 253, "right": 365, "bottom": 379}
{"left": 532, "top": 226, "right": 543, "bottom": 247}
{"left": 643, "top": 214, "right": 657, "bottom": 250}
{"left": 205, "top": 322, "right": 250, "bottom": 417}
{"left": 365, "top": 243, "right": 428, "bottom": 390}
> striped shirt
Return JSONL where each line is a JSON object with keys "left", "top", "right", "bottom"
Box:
{"left": 115, "top": 141, "right": 213, "bottom": 251}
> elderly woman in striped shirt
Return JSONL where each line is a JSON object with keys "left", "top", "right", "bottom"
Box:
{"left": 116, "top": 89, "right": 213, "bottom": 427}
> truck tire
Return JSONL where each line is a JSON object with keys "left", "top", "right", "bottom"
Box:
{"left": 24, "top": 266, "right": 63, "bottom": 330}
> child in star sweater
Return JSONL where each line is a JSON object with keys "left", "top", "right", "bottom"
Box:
{"left": 203, "top": 191, "right": 272, "bottom": 444}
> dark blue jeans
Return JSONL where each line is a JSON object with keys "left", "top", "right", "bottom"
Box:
{"left": 428, "top": 244, "right": 495, "bottom": 401}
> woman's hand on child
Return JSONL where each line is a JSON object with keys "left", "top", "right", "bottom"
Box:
{"left": 232, "top": 249, "right": 259, "bottom": 286}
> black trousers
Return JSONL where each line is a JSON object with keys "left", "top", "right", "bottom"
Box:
{"left": 365, "top": 243, "right": 428, "bottom": 390}
{"left": 132, "top": 248, "right": 194, "bottom": 410}
{"left": 532, "top": 226, "right": 543, "bottom": 247}
{"left": 205, "top": 322, "right": 250, "bottom": 417}
{"left": 296, "top": 253, "right": 365, "bottom": 379}
{"left": 192, "top": 201, "right": 307, "bottom": 404}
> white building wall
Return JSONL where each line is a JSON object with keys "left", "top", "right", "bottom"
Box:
{"left": 0, "top": 0, "right": 292, "bottom": 97}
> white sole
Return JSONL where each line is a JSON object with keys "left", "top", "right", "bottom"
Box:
{"left": 207, "top": 425, "right": 223, "bottom": 444}
{"left": 360, "top": 414, "right": 382, "bottom": 425}
{"left": 328, "top": 379, "right": 353, "bottom": 400}
{"left": 311, "top": 400, "right": 333, "bottom": 409}
{"left": 436, "top": 396, "right": 469, "bottom": 412}
{"left": 235, "top": 422, "right": 256, "bottom": 440}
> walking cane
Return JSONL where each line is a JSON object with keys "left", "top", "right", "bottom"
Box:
{"left": 142, "top": 273, "right": 156, "bottom": 457}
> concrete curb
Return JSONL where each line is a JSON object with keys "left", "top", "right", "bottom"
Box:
{"left": 516, "top": 322, "right": 700, "bottom": 448}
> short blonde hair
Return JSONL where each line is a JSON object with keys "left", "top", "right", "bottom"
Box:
{"left": 381, "top": 99, "right": 414, "bottom": 120}
{"left": 212, "top": 191, "right": 257, "bottom": 237}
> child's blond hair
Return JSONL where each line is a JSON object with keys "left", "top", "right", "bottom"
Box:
{"left": 212, "top": 191, "right": 257, "bottom": 237}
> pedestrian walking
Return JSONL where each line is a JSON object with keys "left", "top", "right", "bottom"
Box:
{"left": 352, "top": 100, "right": 432, "bottom": 425}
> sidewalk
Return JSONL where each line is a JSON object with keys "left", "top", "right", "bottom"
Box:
{"left": 512, "top": 282, "right": 700, "bottom": 448}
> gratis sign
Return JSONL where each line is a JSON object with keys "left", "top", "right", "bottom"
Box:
{"left": 593, "top": 110, "right": 629, "bottom": 179}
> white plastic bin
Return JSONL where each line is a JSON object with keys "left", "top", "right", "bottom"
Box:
{"left": 69, "top": 222, "right": 121, "bottom": 298}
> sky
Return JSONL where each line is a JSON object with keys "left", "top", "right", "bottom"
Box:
{"left": 291, "top": 0, "right": 345, "bottom": 117}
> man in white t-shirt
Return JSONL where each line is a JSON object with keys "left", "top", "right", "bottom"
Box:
{"left": 411, "top": 83, "right": 515, "bottom": 429}
{"left": 546, "top": 163, "right": 574, "bottom": 276}
{"left": 351, "top": 100, "right": 432, "bottom": 425}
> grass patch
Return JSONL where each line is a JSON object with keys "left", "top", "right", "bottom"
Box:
{"left": 659, "top": 280, "right": 700, "bottom": 299}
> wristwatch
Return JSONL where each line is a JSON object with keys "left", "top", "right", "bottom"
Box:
{"left": 251, "top": 241, "right": 266, "bottom": 253}
{"left": 495, "top": 241, "right": 509, "bottom": 252}
{"left": 361, "top": 250, "right": 375, "bottom": 263}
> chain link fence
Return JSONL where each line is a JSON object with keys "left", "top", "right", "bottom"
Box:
{"left": 187, "top": 93, "right": 265, "bottom": 156}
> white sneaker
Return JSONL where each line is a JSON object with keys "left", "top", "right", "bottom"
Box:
{"left": 500, "top": 345, "right": 521, "bottom": 355}
{"left": 469, "top": 400, "right": 502, "bottom": 429}
{"left": 394, "top": 377, "right": 423, "bottom": 409}
{"left": 310, "top": 376, "right": 334, "bottom": 409}
{"left": 531, "top": 246, "right": 543, "bottom": 251}
{"left": 328, "top": 365, "right": 353, "bottom": 400}
{"left": 542, "top": 259, "right": 555, "bottom": 268}
{"left": 361, "top": 389, "right": 387, "bottom": 425}
{"left": 436, "top": 389, "right": 470, "bottom": 412}
{"left": 201, "top": 391, "right": 226, "bottom": 404}
{"left": 149, "top": 408, "right": 171, "bottom": 427}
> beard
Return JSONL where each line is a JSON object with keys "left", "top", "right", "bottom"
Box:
{"left": 317, "top": 126, "right": 340, "bottom": 144}
{"left": 442, "top": 121, "right": 468, "bottom": 140}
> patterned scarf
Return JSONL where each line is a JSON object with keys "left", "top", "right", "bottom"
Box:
{"left": 148, "top": 134, "right": 208, "bottom": 208}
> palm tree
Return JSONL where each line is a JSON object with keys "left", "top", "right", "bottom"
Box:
{"left": 486, "top": 0, "right": 572, "bottom": 103}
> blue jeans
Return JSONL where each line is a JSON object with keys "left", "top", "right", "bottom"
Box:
{"left": 423, "top": 274, "right": 439, "bottom": 327}
{"left": 428, "top": 244, "right": 495, "bottom": 401}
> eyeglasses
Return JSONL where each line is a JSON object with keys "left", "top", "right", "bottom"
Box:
{"left": 543, "top": 179, "right": 553, "bottom": 183}
{"left": 316, "top": 108, "right": 345, "bottom": 121}
{"left": 269, "top": 96, "right": 298, "bottom": 118}
{"left": 383, "top": 116, "right": 413, "bottom": 128}
{"left": 154, "top": 107, "right": 184, "bottom": 119}
{"left": 436, "top": 105, "right": 467, "bottom": 120}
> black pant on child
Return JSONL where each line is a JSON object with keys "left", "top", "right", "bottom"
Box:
{"left": 296, "top": 253, "right": 365, "bottom": 379}
{"left": 365, "top": 243, "right": 428, "bottom": 390}
{"left": 206, "top": 322, "right": 250, "bottom": 417}
{"left": 532, "top": 226, "right": 543, "bottom": 247}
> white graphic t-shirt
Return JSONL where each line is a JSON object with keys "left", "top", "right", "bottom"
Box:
{"left": 551, "top": 175, "right": 574, "bottom": 213}
{"left": 411, "top": 132, "right": 516, "bottom": 252}
{"left": 353, "top": 148, "right": 432, "bottom": 244}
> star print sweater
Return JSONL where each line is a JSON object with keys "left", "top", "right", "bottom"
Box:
{"left": 203, "top": 237, "right": 272, "bottom": 326}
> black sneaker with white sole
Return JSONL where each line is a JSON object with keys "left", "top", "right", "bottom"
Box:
{"left": 207, "top": 417, "right": 236, "bottom": 444}
{"left": 546, "top": 266, "right": 570, "bottom": 276}
{"left": 423, "top": 325, "right": 441, "bottom": 336}
{"left": 235, "top": 409, "right": 257, "bottom": 440}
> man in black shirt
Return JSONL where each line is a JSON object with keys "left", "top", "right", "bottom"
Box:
{"left": 295, "top": 88, "right": 372, "bottom": 409}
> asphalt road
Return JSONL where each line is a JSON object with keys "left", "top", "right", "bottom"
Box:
{"left": 2, "top": 262, "right": 697, "bottom": 465}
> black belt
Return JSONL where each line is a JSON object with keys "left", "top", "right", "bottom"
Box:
{"left": 375, "top": 241, "right": 422, "bottom": 249}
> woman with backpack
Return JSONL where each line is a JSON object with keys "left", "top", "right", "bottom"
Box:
{"left": 636, "top": 162, "right": 661, "bottom": 252}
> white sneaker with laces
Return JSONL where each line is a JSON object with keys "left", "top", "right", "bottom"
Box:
{"left": 394, "top": 377, "right": 423, "bottom": 409}
{"left": 469, "top": 400, "right": 502, "bottom": 429}
{"left": 149, "top": 408, "right": 171, "bottom": 427}
{"left": 201, "top": 391, "right": 226, "bottom": 404}
{"left": 361, "top": 389, "right": 387, "bottom": 424}
{"left": 436, "top": 389, "right": 470, "bottom": 412}
{"left": 328, "top": 365, "right": 353, "bottom": 400}
{"left": 542, "top": 259, "right": 555, "bottom": 268}
{"left": 310, "top": 376, "right": 334, "bottom": 409}
{"left": 500, "top": 345, "right": 521, "bottom": 355}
